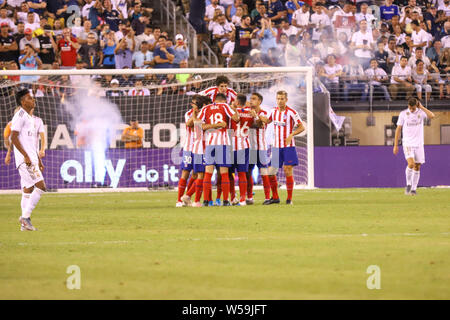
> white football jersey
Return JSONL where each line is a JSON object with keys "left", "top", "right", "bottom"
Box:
{"left": 10, "top": 108, "right": 40, "bottom": 168}
{"left": 397, "top": 108, "right": 427, "bottom": 147}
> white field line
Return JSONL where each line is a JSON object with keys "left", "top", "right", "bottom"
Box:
{"left": 12, "top": 232, "right": 449, "bottom": 247}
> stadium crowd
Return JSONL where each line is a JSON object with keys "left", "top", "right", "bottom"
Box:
{"left": 0, "top": 0, "right": 449, "bottom": 100}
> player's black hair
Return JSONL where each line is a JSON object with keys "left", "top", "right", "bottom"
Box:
{"left": 251, "top": 92, "right": 263, "bottom": 102}
{"left": 408, "top": 98, "right": 418, "bottom": 107}
{"left": 16, "top": 88, "right": 29, "bottom": 106}
{"left": 200, "top": 95, "right": 212, "bottom": 106}
{"left": 236, "top": 94, "right": 246, "bottom": 106}
{"left": 215, "top": 76, "right": 229, "bottom": 86}
{"left": 215, "top": 93, "right": 227, "bottom": 102}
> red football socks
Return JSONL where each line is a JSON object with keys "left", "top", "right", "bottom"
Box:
{"left": 203, "top": 172, "right": 213, "bottom": 202}
{"left": 286, "top": 175, "right": 294, "bottom": 201}
{"left": 269, "top": 175, "right": 279, "bottom": 200}
{"left": 238, "top": 172, "right": 247, "bottom": 202}
{"left": 177, "top": 177, "right": 187, "bottom": 202}
{"left": 261, "top": 175, "right": 271, "bottom": 200}
{"left": 194, "top": 178, "right": 203, "bottom": 202}
{"left": 247, "top": 174, "right": 253, "bottom": 199}
{"left": 221, "top": 173, "right": 230, "bottom": 201}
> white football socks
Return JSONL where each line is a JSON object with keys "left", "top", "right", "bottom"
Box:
{"left": 411, "top": 170, "right": 420, "bottom": 191}
{"left": 21, "top": 192, "right": 31, "bottom": 217}
{"left": 23, "top": 187, "right": 45, "bottom": 219}
{"left": 405, "top": 167, "right": 413, "bottom": 186}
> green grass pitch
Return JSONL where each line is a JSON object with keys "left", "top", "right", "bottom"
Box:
{"left": 0, "top": 188, "right": 449, "bottom": 300}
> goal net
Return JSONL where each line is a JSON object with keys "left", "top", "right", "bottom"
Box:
{"left": 0, "top": 67, "right": 314, "bottom": 192}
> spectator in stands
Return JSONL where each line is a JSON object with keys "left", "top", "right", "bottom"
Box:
{"left": 102, "top": 0, "right": 123, "bottom": 32}
{"left": 331, "top": 1, "right": 355, "bottom": 40}
{"left": 267, "top": 0, "right": 287, "bottom": 25}
{"left": 222, "top": 32, "right": 235, "bottom": 67}
{"left": 25, "top": 12, "right": 40, "bottom": 33}
{"left": 78, "top": 20, "right": 98, "bottom": 45}
{"left": 119, "top": 70, "right": 134, "bottom": 88}
{"left": 310, "top": 4, "right": 331, "bottom": 43}
{"left": 285, "top": 0, "right": 303, "bottom": 25}
{"left": 245, "top": 48, "right": 268, "bottom": 67}
{"left": 389, "top": 56, "right": 415, "bottom": 100}
{"left": 19, "top": 44, "right": 42, "bottom": 83}
{"left": 114, "top": 35, "right": 134, "bottom": 69}
{"left": 205, "top": 0, "right": 225, "bottom": 23}
{"left": 350, "top": 20, "right": 374, "bottom": 69}
{"left": 355, "top": 3, "right": 376, "bottom": 30}
{"left": 380, "top": 0, "right": 400, "bottom": 22}
{"left": 409, "top": 47, "right": 431, "bottom": 69}
{"left": 58, "top": 27, "right": 80, "bottom": 69}
{"left": 114, "top": 0, "right": 129, "bottom": 19}
{"left": 227, "top": 0, "right": 248, "bottom": 21}
{"left": 131, "top": 12, "right": 151, "bottom": 36}
{"left": 0, "top": 8, "right": 15, "bottom": 32}
{"left": 319, "top": 54, "right": 343, "bottom": 99}
{"left": 132, "top": 40, "right": 153, "bottom": 69}
{"left": 101, "top": 31, "right": 117, "bottom": 68}
{"left": 106, "top": 78, "right": 125, "bottom": 97}
{"left": 284, "top": 34, "right": 301, "bottom": 66}
{"left": 342, "top": 57, "right": 368, "bottom": 101}
{"left": 173, "top": 34, "right": 189, "bottom": 68}
{"left": 427, "top": 39, "right": 443, "bottom": 63}
{"left": 292, "top": 3, "right": 310, "bottom": 34}
{"left": 135, "top": 25, "right": 153, "bottom": 51}
{"left": 412, "top": 59, "right": 432, "bottom": 101}
{"left": 19, "top": 28, "right": 40, "bottom": 55}
{"left": 82, "top": 0, "right": 96, "bottom": 19}
{"left": 439, "top": 22, "right": 450, "bottom": 48}
{"left": 37, "top": 25, "right": 58, "bottom": 69}
{"left": 0, "top": 23, "right": 18, "bottom": 63}
{"left": 424, "top": 5, "right": 439, "bottom": 36}
{"left": 153, "top": 35, "right": 174, "bottom": 69}
{"left": 128, "top": 79, "right": 150, "bottom": 95}
{"left": 230, "top": 14, "right": 254, "bottom": 67}
{"left": 148, "top": 26, "right": 161, "bottom": 51}
{"left": 78, "top": 32, "right": 103, "bottom": 69}
{"left": 252, "top": 2, "right": 268, "bottom": 27}
{"left": 411, "top": 20, "right": 431, "bottom": 52}
{"left": 17, "top": 2, "right": 39, "bottom": 24}
{"left": 438, "top": 48, "right": 450, "bottom": 97}
{"left": 365, "top": 58, "right": 391, "bottom": 101}
{"left": 121, "top": 119, "right": 144, "bottom": 148}
{"left": 231, "top": 5, "right": 244, "bottom": 27}
{"left": 212, "top": 13, "right": 235, "bottom": 52}
{"left": 256, "top": 18, "right": 277, "bottom": 54}
{"left": 373, "top": 40, "right": 388, "bottom": 73}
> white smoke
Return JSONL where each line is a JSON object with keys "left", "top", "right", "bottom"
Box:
{"left": 63, "top": 80, "right": 124, "bottom": 186}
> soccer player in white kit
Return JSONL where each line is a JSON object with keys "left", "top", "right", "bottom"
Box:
{"left": 393, "top": 98, "right": 435, "bottom": 195}
{"left": 10, "top": 89, "right": 47, "bottom": 231}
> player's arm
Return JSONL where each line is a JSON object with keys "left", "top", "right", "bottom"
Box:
{"left": 202, "top": 121, "right": 227, "bottom": 130}
{"left": 4, "top": 143, "right": 12, "bottom": 165}
{"left": 39, "top": 132, "right": 45, "bottom": 158}
{"left": 11, "top": 130, "right": 31, "bottom": 166}
{"left": 417, "top": 101, "right": 435, "bottom": 119}
{"left": 285, "top": 122, "right": 305, "bottom": 145}
{"left": 393, "top": 125, "right": 402, "bottom": 155}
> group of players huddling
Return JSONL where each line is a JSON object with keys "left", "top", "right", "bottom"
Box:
{"left": 176, "top": 75, "right": 305, "bottom": 207}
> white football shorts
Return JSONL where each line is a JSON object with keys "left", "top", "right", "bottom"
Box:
{"left": 18, "top": 163, "right": 44, "bottom": 189}
{"left": 403, "top": 145, "right": 425, "bottom": 164}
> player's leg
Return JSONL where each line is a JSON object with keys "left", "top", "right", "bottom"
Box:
{"left": 266, "top": 147, "right": 282, "bottom": 205}
{"left": 177, "top": 169, "right": 190, "bottom": 207}
{"left": 202, "top": 146, "right": 216, "bottom": 206}
{"left": 189, "top": 153, "right": 205, "bottom": 207}
{"left": 403, "top": 145, "right": 416, "bottom": 195}
{"left": 246, "top": 165, "right": 254, "bottom": 205}
{"left": 215, "top": 165, "right": 222, "bottom": 206}
{"left": 19, "top": 163, "right": 45, "bottom": 231}
{"left": 258, "top": 149, "right": 271, "bottom": 203}
{"left": 410, "top": 147, "right": 425, "bottom": 195}
{"left": 236, "top": 149, "right": 249, "bottom": 206}
{"left": 282, "top": 147, "right": 299, "bottom": 205}
{"left": 229, "top": 169, "right": 237, "bottom": 205}
{"left": 219, "top": 145, "right": 233, "bottom": 206}
{"left": 185, "top": 171, "right": 198, "bottom": 198}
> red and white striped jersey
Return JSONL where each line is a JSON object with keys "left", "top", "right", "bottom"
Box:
{"left": 198, "top": 102, "right": 235, "bottom": 146}
{"left": 229, "top": 107, "right": 254, "bottom": 151}
{"left": 191, "top": 119, "right": 205, "bottom": 154}
{"left": 127, "top": 88, "right": 150, "bottom": 96}
{"left": 269, "top": 106, "right": 303, "bottom": 148}
{"left": 199, "top": 86, "right": 237, "bottom": 104}
{"left": 249, "top": 109, "right": 268, "bottom": 151}
{"left": 183, "top": 109, "right": 195, "bottom": 152}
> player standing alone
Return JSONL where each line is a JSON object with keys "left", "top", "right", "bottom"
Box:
{"left": 10, "top": 89, "right": 47, "bottom": 231}
{"left": 260, "top": 91, "right": 305, "bottom": 205}
{"left": 393, "top": 98, "right": 435, "bottom": 195}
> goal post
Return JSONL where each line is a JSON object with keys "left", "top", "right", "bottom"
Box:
{"left": 0, "top": 66, "right": 314, "bottom": 191}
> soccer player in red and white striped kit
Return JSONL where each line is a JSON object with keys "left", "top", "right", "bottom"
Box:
{"left": 198, "top": 93, "right": 239, "bottom": 206}
{"left": 260, "top": 91, "right": 305, "bottom": 205}
{"left": 199, "top": 75, "right": 237, "bottom": 205}
{"left": 247, "top": 92, "right": 272, "bottom": 204}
